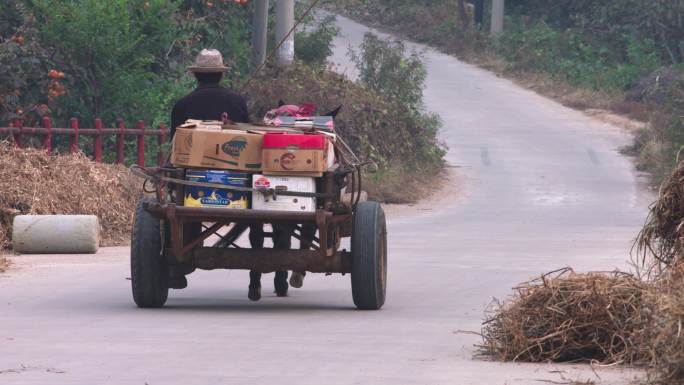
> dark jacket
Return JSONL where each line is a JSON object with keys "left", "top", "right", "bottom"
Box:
{"left": 170, "top": 84, "right": 249, "bottom": 139}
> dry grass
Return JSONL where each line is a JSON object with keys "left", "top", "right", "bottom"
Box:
{"left": 362, "top": 166, "right": 445, "bottom": 204}
{"left": 634, "top": 160, "right": 684, "bottom": 384}
{"left": 480, "top": 268, "right": 651, "bottom": 365}
{"left": 0, "top": 257, "right": 10, "bottom": 272}
{"left": 0, "top": 140, "right": 141, "bottom": 249}
{"left": 646, "top": 263, "right": 684, "bottom": 384}
{"left": 481, "top": 160, "right": 684, "bottom": 384}
{"left": 480, "top": 264, "right": 684, "bottom": 384}
{"left": 635, "top": 161, "right": 684, "bottom": 270}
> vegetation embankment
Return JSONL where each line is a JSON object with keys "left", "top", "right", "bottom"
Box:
{"left": 325, "top": 0, "right": 684, "bottom": 182}
{"left": 1, "top": 1, "right": 445, "bottom": 205}
{"left": 247, "top": 34, "right": 444, "bottom": 203}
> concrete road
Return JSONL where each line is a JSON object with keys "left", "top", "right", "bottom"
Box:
{"left": 0, "top": 15, "right": 651, "bottom": 385}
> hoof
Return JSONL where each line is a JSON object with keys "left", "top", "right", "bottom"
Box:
{"left": 289, "top": 272, "right": 305, "bottom": 288}
{"left": 169, "top": 275, "right": 187, "bottom": 289}
{"left": 274, "top": 281, "right": 288, "bottom": 297}
{"left": 248, "top": 287, "right": 261, "bottom": 301}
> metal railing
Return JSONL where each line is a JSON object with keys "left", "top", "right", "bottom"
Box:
{"left": 0, "top": 117, "right": 168, "bottom": 166}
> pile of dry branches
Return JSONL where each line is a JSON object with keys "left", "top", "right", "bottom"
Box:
{"left": 481, "top": 161, "right": 684, "bottom": 384}
{"left": 0, "top": 141, "right": 141, "bottom": 249}
{"left": 635, "top": 161, "right": 684, "bottom": 269}
{"left": 480, "top": 268, "right": 652, "bottom": 365}
{"left": 646, "top": 263, "right": 684, "bottom": 385}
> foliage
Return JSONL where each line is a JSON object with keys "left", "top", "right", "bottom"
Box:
{"left": 495, "top": 20, "right": 662, "bottom": 91}
{"left": 506, "top": 0, "right": 684, "bottom": 64}
{"left": 0, "top": 0, "right": 447, "bottom": 202}
{"left": 244, "top": 62, "right": 445, "bottom": 202}
{"left": 31, "top": 0, "right": 180, "bottom": 126}
{"left": 632, "top": 70, "right": 684, "bottom": 178}
{"left": 0, "top": 3, "right": 52, "bottom": 126}
{"left": 350, "top": 33, "right": 427, "bottom": 110}
{"left": 0, "top": 0, "right": 339, "bottom": 164}
{"left": 295, "top": 14, "right": 339, "bottom": 68}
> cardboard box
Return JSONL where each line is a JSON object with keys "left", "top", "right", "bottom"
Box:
{"left": 252, "top": 174, "right": 316, "bottom": 212}
{"left": 184, "top": 170, "right": 250, "bottom": 209}
{"left": 261, "top": 133, "right": 329, "bottom": 176}
{"left": 171, "top": 126, "right": 264, "bottom": 172}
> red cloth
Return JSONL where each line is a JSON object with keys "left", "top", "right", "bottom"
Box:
{"left": 273, "top": 103, "right": 316, "bottom": 118}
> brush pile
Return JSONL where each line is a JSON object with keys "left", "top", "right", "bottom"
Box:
{"left": 0, "top": 141, "right": 141, "bottom": 249}
{"left": 636, "top": 161, "right": 684, "bottom": 384}
{"left": 647, "top": 263, "right": 684, "bottom": 384}
{"left": 481, "top": 161, "right": 684, "bottom": 384}
{"left": 635, "top": 161, "right": 684, "bottom": 269}
{"left": 481, "top": 268, "right": 651, "bottom": 364}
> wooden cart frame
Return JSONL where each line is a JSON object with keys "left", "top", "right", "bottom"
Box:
{"left": 130, "top": 164, "right": 387, "bottom": 310}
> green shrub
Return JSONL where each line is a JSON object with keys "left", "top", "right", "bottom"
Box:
{"left": 349, "top": 33, "right": 443, "bottom": 167}
{"left": 295, "top": 14, "right": 339, "bottom": 68}
{"left": 244, "top": 63, "right": 445, "bottom": 202}
{"left": 350, "top": 33, "right": 427, "bottom": 109}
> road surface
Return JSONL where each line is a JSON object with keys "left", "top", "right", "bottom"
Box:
{"left": 0, "top": 15, "right": 651, "bottom": 385}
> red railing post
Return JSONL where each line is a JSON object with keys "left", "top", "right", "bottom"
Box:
{"left": 69, "top": 117, "right": 79, "bottom": 154}
{"left": 158, "top": 123, "right": 167, "bottom": 166}
{"left": 137, "top": 120, "right": 145, "bottom": 166}
{"left": 12, "top": 119, "right": 23, "bottom": 147}
{"left": 116, "top": 119, "right": 125, "bottom": 165}
{"left": 94, "top": 118, "right": 103, "bottom": 162}
{"left": 42, "top": 117, "right": 52, "bottom": 154}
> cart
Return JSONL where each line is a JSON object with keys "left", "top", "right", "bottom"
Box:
{"left": 129, "top": 156, "right": 387, "bottom": 310}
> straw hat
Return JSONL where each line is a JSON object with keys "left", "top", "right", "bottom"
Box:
{"left": 188, "top": 49, "right": 228, "bottom": 73}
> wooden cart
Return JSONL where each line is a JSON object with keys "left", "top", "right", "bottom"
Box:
{"left": 129, "top": 161, "right": 387, "bottom": 310}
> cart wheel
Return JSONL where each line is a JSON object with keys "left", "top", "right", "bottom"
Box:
{"left": 131, "top": 197, "right": 168, "bottom": 308}
{"left": 351, "top": 201, "right": 387, "bottom": 310}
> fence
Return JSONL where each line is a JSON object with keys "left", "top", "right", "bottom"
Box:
{"left": 0, "top": 117, "right": 167, "bottom": 166}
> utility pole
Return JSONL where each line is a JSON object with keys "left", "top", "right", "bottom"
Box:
{"left": 251, "top": 0, "right": 269, "bottom": 68}
{"left": 490, "top": 0, "right": 504, "bottom": 35}
{"left": 275, "top": 0, "right": 295, "bottom": 67}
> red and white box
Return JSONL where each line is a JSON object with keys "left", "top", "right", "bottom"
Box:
{"left": 261, "top": 133, "right": 333, "bottom": 177}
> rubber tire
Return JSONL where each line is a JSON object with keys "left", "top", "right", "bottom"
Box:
{"left": 351, "top": 201, "right": 387, "bottom": 310}
{"left": 131, "top": 197, "right": 169, "bottom": 308}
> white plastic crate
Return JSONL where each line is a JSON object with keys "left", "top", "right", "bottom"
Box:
{"left": 252, "top": 174, "right": 316, "bottom": 212}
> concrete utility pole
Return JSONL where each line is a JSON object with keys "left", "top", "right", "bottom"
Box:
{"left": 275, "top": 0, "right": 295, "bottom": 67}
{"left": 251, "top": 0, "right": 269, "bottom": 68}
{"left": 490, "top": 0, "right": 505, "bottom": 35}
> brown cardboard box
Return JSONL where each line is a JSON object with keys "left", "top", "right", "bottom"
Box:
{"left": 261, "top": 132, "right": 333, "bottom": 177}
{"left": 262, "top": 149, "right": 327, "bottom": 177}
{"left": 171, "top": 127, "right": 264, "bottom": 171}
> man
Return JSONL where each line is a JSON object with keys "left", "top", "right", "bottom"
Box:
{"left": 171, "top": 49, "right": 248, "bottom": 136}
{"left": 170, "top": 49, "right": 288, "bottom": 301}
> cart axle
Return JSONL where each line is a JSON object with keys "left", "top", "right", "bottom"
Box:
{"left": 180, "top": 247, "right": 352, "bottom": 274}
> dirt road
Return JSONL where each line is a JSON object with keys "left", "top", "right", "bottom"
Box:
{"left": 0, "top": 15, "right": 651, "bottom": 385}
